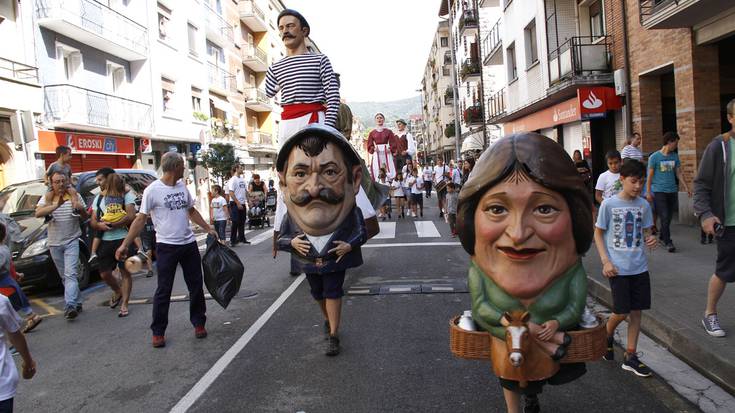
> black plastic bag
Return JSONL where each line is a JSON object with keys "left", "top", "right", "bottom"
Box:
{"left": 202, "top": 239, "right": 244, "bottom": 309}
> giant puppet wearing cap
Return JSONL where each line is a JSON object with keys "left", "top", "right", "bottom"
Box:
{"left": 276, "top": 124, "right": 367, "bottom": 356}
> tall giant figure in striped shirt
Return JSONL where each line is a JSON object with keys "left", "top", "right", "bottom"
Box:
{"left": 265, "top": 9, "right": 340, "bottom": 141}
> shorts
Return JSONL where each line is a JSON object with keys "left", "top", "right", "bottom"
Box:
{"left": 305, "top": 270, "right": 346, "bottom": 300}
{"left": 140, "top": 223, "right": 155, "bottom": 252}
{"left": 98, "top": 239, "right": 134, "bottom": 272}
{"left": 715, "top": 226, "right": 735, "bottom": 282}
{"left": 411, "top": 193, "right": 423, "bottom": 204}
{"left": 608, "top": 271, "right": 651, "bottom": 314}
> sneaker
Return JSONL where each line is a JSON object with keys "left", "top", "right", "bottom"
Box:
{"left": 622, "top": 352, "right": 652, "bottom": 377}
{"left": 64, "top": 307, "right": 78, "bottom": 320}
{"left": 76, "top": 303, "right": 83, "bottom": 313}
{"left": 667, "top": 242, "right": 676, "bottom": 253}
{"left": 88, "top": 253, "right": 98, "bottom": 265}
{"left": 603, "top": 336, "right": 615, "bottom": 361}
{"left": 702, "top": 313, "right": 726, "bottom": 337}
{"left": 194, "top": 325, "right": 208, "bottom": 339}
{"left": 326, "top": 335, "right": 340, "bottom": 356}
{"left": 152, "top": 335, "right": 166, "bottom": 348}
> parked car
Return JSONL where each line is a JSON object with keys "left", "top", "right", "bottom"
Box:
{"left": 0, "top": 169, "right": 158, "bottom": 290}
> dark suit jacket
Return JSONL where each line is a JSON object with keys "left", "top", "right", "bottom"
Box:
{"left": 277, "top": 206, "right": 367, "bottom": 274}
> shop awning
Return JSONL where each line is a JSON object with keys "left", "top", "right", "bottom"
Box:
{"left": 210, "top": 94, "right": 236, "bottom": 114}
{"left": 461, "top": 133, "right": 484, "bottom": 153}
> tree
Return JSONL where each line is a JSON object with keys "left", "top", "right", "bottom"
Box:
{"left": 200, "top": 142, "right": 238, "bottom": 186}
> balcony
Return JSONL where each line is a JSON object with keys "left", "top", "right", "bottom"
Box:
{"left": 207, "top": 62, "right": 236, "bottom": 95}
{"left": 486, "top": 88, "right": 507, "bottom": 123}
{"left": 241, "top": 46, "right": 268, "bottom": 72}
{"left": 463, "top": 104, "right": 484, "bottom": 126}
{"left": 238, "top": 0, "right": 267, "bottom": 32}
{"left": 639, "top": 0, "right": 732, "bottom": 29}
{"left": 482, "top": 19, "right": 503, "bottom": 66}
{"left": 547, "top": 36, "right": 612, "bottom": 91}
{"left": 0, "top": 57, "right": 39, "bottom": 84}
{"left": 43, "top": 84, "right": 152, "bottom": 135}
{"left": 444, "top": 87, "right": 454, "bottom": 105}
{"left": 460, "top": 58, "right": 481, "bottom": 82}
{"left": 443, "top": 51, "right": 452, "bottom": 65}
{"left": 458, "top": 9, "right": 479, "bottom": 36}
{"left": 245, "top": 88, "right": 271, "bottom": 112}
{"left": 247, "top": 131, "right": 276, "bottom": 153}
{"left": 204, "top": 2, "right": 234, "bottom": 47}
{"left": 0, "top": 57, "right": 42, "bottom": 112}
{"left": 35, "top": 0, "right": 147, "bottom": 61}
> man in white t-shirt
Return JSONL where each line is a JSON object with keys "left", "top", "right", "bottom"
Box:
{"left": 0, "top": 295, "right": 36, "bottom": 410}
{"left": 228, "top": 165, "right": 250, "bottom": 246}
{"left": 422, "top": 162, "right": 434, "bottom": 198}
{"left": 116, "top": 152, "right": 218, "bottom": 348}
{"left": 595, "top": 150, "right": 623, "bottom": 204}
{"left": 433, "top": 158, "right": 450, "bottom": 218}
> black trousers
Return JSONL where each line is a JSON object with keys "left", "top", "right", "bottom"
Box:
{"left": 653, "top": 192, "right": 677, "bottom": 244}
{"left": 229, "top": 201, "right": 247, "bottom": 244}
{"left": 151, "top": 242, "right": 206, "bottom": 336}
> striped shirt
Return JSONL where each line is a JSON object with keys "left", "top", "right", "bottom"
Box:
{"left": 265, "top": 53, "right": 340, "bottom": 127}
{"left": 37, "top": 193, "right": 85, "bottom": 246}
{"left": 621, "top": 144, "right": 643, "bottom": 161}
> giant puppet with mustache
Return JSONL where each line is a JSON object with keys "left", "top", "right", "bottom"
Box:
{"left": 276, "top": 125, "right": 367, "bottom": 355}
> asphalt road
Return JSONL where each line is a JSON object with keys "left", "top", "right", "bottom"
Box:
{"left": 17, "top": 202, "right": 698, "bottom": 412}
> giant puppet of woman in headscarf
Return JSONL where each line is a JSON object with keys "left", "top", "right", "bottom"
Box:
{"left": 367, "top": 113, "right": 398, "bottom": 180}
{"left": 456, "top": 133, "right": 597, "bottom": 413}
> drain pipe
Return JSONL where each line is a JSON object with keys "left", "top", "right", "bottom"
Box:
{"left": 620, "top": 0, "right": 633, "bottom": 138}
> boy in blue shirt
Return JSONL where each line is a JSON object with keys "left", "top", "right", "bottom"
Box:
{"left": 646, "top": 131, "right": 691, "bottom": 252}
{"left": 595, "top": 159, "right": 658, "bottom": 377}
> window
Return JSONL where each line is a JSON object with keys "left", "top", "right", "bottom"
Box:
{"left": 506, "top": 43, "right": 517, "bottom": 81}
{"left": 440, "top": 37, "right": 448, "bottom": 47}
{"left": 187, "top": 23, "right": 198, "bottom": 55}
{"left": 236, "top": 68, "right": 244, "bottom": 91}
{"left": 161, "top": 77, "right": 175, "bottom": 112}
{"left": 57, "top": 43, "right": 81, "bottom": 82}
{"left": 206, "top": 41, "right": 223, "bottom": 64}
{"left": 524, "top": 20, "right": 538, "bottom": 68}
{"left": 106, "top": 62, "right": 125, "bottom": 93}
{"left": 442, "top": 66, "right": 450, "bottom": 76}
{"left": 590, "top": 1, "right": 605, "bottom": 39}
{"left": 191, "top": 87, "right": 202, "bottom": 112}
{"left": 158, "top": 3, "right": 171, "bottom": 41}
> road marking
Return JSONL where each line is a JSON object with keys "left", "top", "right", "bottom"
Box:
{"left": 414, "top": 221, "right": 441, "bottom": 237}
{"left": 372, "top": 222, "right": 396, "bottom": 239}
{"left": 347, "top": 289, "right": 371, "bottom": 295}
{"left": 430, "top": 286, "right": 455, "bottom": 292}
{"left": 388, "top": 287, "right": 413, "bottom": 293}
{"left": 30, "top": 299, "right": 61, "bottom": 316}
{"left": 363, "top": 242, "right": 461, "bottom": 248}
{"left": 247, "top": 229, "right": 273, "bottom": 245}
{"left": 127, "top": 299, "right": 148, "bottom": 305}
{"left": 170, "top": 274, "right": 306, "bottom": 413}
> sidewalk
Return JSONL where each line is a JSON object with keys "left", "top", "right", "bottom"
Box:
{"left": 582, "top": 222, "right": 735, "bottom": 395}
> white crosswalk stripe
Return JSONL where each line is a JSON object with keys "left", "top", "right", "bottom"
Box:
{"left": 374, "top": 222, "right": 396, "bottom": 239}
{"left": 414, "top": 221, "right": 441, "bottom": 238}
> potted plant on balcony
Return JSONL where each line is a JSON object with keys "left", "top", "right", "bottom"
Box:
{"left": 463, "top": 105, "right": 483, "bottom": 124}
{"left": 193, "top": 111, "right": 209, "bottom": 122}
{"left": 461, "top": 60, "right": 480, "bottom": 79}
{"left": 445, "top": 123, "right": 456, "bottom": 138}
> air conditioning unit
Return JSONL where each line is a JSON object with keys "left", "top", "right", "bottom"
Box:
{"left": 614, "top": 69, "right": 626, "bottom": 96}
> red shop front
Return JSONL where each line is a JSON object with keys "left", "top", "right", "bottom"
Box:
{"left": 38, "top": 131, "right": 136, "bottom": 172}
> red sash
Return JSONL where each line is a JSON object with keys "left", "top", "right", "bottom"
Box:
{"left": 281, "top": 103, "right": 327, "bottom": 124}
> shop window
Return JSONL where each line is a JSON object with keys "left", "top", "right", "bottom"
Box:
{"left": 107, "top": 61, "right": 126, "bottom": 94}
{"left": 162, "top": 77, "right": 175, "bottom": 112}
{"left": 187, "top": 23, "right": 198, "bottom": 56}
{"left": 506, "top": 42, "right": 517, "bottom": 81}
{"left": 524, "top": 20, "right": 538, "bottom": 68}
{"left": 590, "top": 1, "right": 605, "bottom": 39}
{"left": 57, "top": 43, "right": 81, "bottom": 82}
{"left": 158, "top": 3, "right": 172, "bottom": 42}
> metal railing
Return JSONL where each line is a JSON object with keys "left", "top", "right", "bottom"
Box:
{"left": 243, "top": 46, "right": 268, "bottom": 65}
{"left": 486, "top": 88, "right": 506, "bottom": 121}
{"left": 0, "top": 57, "right": 39, "bottom": 83}
{"left": 250, "top": 131, "right": 273, "bottom": 146}
{"left": 639, "top": 0, "right": 678, "bottom": 26}
{"left": 204, "top": 2, "right": 234, "bottom": 44}
{"left": 35, "top": 0, "right": 148, "bottom": 56}
{"left": 463, "top": 104, "right": 484, "bottom": 125}
{"left": 460, "top": 58, "right": 481, "bottom": 81}
{"left": 246, "top": 88, "right": 270, "bottom": 105}
{"left": 239, "top": 0, "right": 265, "bottom": 21}
{"left": 458, "top": 9, "right": 479, "bottom": 32}
{"left": 482, "top": 19, "right": 502, "bottom": 62}
{"left": 43, "top": 84, "right": 152, "bottom": 133}
{"left": 547, "top": 36, "right": 611, "bottom": 85}
{"left": 207, "top": 62, "right": 236, "bottom": 93}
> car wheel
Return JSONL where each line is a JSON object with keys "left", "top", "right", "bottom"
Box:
{"left": 77, "top": 250, "right": 91, "bottom": 290}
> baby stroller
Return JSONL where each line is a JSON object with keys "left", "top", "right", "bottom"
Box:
{"left": 247, "top": 192, "right": 269, "bottom": 229}
{"left": 265, "top": 182, "right": 277, "bottom": 214}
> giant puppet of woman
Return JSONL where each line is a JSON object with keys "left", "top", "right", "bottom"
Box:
{"left": 367, "top": 113, "right": 398, "bottom": 180}
{"left": 456, "top": 133, "right": 594, "bottom": 413}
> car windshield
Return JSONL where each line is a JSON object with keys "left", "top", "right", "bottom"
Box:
{"left": 0, "top": 181, "right": 48, "bottom": 216}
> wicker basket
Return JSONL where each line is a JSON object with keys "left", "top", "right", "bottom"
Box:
{"left": 449, "top": 316, "right": 492, "bottom": 360}
{"left": 449, "top": 315, "right": 607, "bottom": 363}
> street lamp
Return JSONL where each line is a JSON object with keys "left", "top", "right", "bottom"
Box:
{"left": 416, "top": 87, "right": 429, "bottom": 165}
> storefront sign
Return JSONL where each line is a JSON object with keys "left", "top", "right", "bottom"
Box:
{"left": 503, "top": 98, "right": 581, "bottom": 134}
{"left": 140, "top": 138, "right": 152, "bottom": 154}
{"left": 38, "top": 131, "right": 135, "bottom": 155}
{"left": 578, "top": 87, "right": 622, "bottom": 120}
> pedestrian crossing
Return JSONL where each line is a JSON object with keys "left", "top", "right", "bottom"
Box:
{"left": 372, "top": 220, "right": 449, "bottom": 240}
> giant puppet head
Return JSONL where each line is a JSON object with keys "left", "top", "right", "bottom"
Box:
{"left": 457, "top": 133, "right": 593, "bottom": 300}
{"left": 276, "top": 124, "right": 363, "bottom": 236}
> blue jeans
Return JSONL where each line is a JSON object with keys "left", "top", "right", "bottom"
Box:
{"left": 653, "top": 192, "right": 677, "bottom": 245}
{"left": 214, "top": 220, "right": 227, "bottom": 240}
{"left": 49, "top": 240, "right": 80, "bottom": 309}
{"left": 0, "top": 275, "right": 31, "bottom": 315}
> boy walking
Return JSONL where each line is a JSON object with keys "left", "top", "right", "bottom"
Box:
{"left": 595, "top": 150, "right": 622, "bottom": 204}
{"left": 594, "top": 160, "right": 658, "bottom": 377}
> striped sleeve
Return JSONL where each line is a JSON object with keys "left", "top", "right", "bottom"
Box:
{"left": 265, "top": 65, "right": 278, "bottom": 98}
{"left": 320, "top": 55, "right": 340, "bottom": 128}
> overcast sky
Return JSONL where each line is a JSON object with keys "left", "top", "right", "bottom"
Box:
{"left": 284, "top": 0, "right": 442, "bottom": 103}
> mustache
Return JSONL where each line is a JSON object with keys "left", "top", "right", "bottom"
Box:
{"left": 290, "top": 188, "right": 344, "bottom": 206}
{"left": 282, "top": 34, "right": 295, "bottom": 40}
